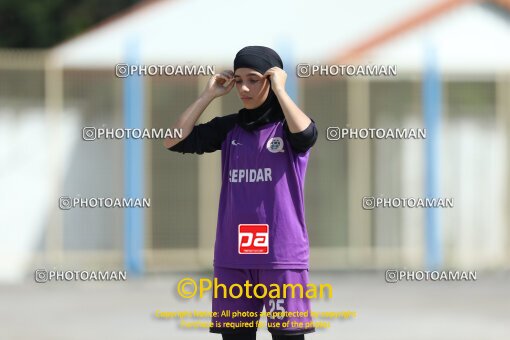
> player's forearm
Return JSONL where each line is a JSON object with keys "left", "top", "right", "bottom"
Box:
{"left": 274, "top": 89, "right": 311, "bottom": 133}
{"left": 163, "top": 92, "right": 215, "bottom": 149}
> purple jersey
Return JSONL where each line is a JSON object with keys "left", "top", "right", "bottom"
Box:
{"left": 169, "top": 115, "right": 317, "bottom": 269}
{"left": 217, "top": 121, "right": 311, "bottom": 269}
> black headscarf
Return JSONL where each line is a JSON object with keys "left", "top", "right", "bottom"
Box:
{"left": 233, "top": 46, "right": 285, "bottom": 131}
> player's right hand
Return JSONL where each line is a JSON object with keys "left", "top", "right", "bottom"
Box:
{"left": 204, "top": 70, "right": 235, "bottom": 98}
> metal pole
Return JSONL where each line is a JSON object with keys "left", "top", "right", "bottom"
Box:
{"left": 123, "top": 37, "right": 144, "bottom": 275}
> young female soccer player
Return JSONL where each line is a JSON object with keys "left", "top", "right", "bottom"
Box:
{"left": 164, "top": 46, "right": 318, "bottom": 340}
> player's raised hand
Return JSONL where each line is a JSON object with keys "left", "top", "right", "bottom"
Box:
{"left": 264, "top": 67, "right": 287, "bottom": 94}
{"left": 203, "top": 70, "right": 235, "bottom": 98}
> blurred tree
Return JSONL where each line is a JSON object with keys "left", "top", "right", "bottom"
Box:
{"left": 0, "top": 0, "right": 139, "bottom": 48}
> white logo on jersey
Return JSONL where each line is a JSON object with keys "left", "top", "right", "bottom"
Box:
{"left": 232, "top": 140, "right": 242, "bottom": 146}
{"left": 266, "top": 137, "right": 284, "bottom": 153}
{"left": 229, "top": 168, "right": 272, "bottom": 183}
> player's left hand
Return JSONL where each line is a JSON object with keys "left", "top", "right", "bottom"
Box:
{"left": 264, "top": 67, "right": 287, "bottom": 94}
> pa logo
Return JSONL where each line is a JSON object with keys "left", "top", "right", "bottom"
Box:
{"left": 266, "top": 137, "right": 284, "bottom": 153}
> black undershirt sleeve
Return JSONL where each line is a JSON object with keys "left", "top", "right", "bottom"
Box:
{"left": 283, "top": 119, "right": 318, "bottom": 153}
{"left": 167, "top": 113, "right": 237, "bottom": 154}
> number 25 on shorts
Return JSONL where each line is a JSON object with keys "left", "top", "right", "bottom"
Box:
{"left": 268, "top": 299, "right": 285, "bottom": 320}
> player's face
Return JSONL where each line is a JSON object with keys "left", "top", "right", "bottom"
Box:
{"left": 234, "top": 68, "right": 270, "bottom": 109}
